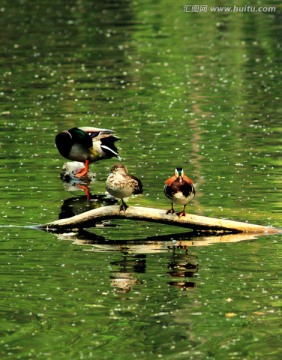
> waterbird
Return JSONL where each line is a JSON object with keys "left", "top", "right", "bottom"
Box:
{"left": 55, "top": 126, "right": 120, "bottom": 177}
{"left": 164, "top": 167, "right": 195, "bottom": 218}
{"left": 105, "top": 163, "right": 143, "bottom": 211}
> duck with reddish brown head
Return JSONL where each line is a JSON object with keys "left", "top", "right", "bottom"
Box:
{"left": 164, "top": 168, "right": 195, "bottom": 218}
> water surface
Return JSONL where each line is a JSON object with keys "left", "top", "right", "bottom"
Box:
{"left": 0, "top": 1, "right": 281, "bottom": 359}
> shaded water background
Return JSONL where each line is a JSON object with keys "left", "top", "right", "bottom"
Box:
{"left": 0, "top": 1, "right": 281, "bottom": 359}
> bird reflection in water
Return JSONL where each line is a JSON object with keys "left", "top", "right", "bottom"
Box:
{"left": 59, "top": 193, "right": 117, "bottom": 220}
{"left": 60, "top": 161, "right": 96, "bottom": 201}
{"left": 58, "top": 161, "right": 117, "bottom": 219}
{"left": 167, "top": 243, "right": 198, "bottom": 290}
{"left": 110, "top": 253, "right": 146, "bottom": 294}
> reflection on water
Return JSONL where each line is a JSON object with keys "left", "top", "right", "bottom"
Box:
{"left": 110, "top": 253, "right": 145, "bottom": 293}
{"left": 0, "top": 0, "right": 281, "bottom": 359}
{"left": 58, "top": 159, "right": 117, "bottom": 218}
{"left": 59, "top": 161, "right": 96, "bottom": 201}
{"left": 109, "top": 249, "right": 198, "bottom": 293}
{"left": 167, "top": 251, "right": 198, "bottom": 290}
{"left": 59, "top": 194, "right": 116, "bottom": 219}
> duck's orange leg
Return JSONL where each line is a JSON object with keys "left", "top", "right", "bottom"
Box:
{"left": 75, "top": 159, "right": 90, "bottom": 178}
{"left": 77, "top": 184, "right": 91, "bottom": 201}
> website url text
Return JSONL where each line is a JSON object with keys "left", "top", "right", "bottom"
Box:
{"left": 183, "top": 5, "right": 277, "bottom": 13}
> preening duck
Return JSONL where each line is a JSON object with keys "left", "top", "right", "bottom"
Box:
{"left": 55, "top": 126, "right": 120, "bottom": 177}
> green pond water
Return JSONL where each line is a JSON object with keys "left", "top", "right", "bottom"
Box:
{"left": 0, "top": 0, "right": 281, "bottom": 359}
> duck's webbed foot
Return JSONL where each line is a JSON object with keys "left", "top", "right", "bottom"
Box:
{"left": 120, "top": 199, "right": 128, "bottom": 212}
{"left": 177, "top": 205, "right": 187, "bottom": 218}
{"left": 177, "top": 211, "right": 186, "bottom": 218}
{"left": 166, "top": 204, "right": 175, "bottom": 215}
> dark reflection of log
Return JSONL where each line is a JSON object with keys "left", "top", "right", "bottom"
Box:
{"left": 42, "top": 205, "right": 280, "bottom": 234}
{"left": 59, "top": 194, "right": 117, "bottom": 220}
{"left": 54, "top": 228, "right": 265, "bottom": 250}
{"left": 54, "top": 231, "right": 266, "bottom": 293}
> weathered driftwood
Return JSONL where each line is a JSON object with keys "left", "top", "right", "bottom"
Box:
{"left": 42, "top": 205, "right": 280, "bottom": 234}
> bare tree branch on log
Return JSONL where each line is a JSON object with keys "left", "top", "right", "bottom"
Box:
{"left": 41, "top": 205, "right": 281, "bottom": 234}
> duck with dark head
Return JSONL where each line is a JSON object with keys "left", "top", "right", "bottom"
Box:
{"left": 55, "top": 126, "right": 120, "bottom": 177}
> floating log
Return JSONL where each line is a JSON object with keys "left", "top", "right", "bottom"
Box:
{"left": 41, "top": 205, "right": 280, "bottom": 234}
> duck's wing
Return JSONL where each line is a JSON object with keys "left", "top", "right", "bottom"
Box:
{"left": 79, "top": 126, "right": 121, "bottom": 160}
{"left": 79, "top": 126, "right": 121, "bottom": 141}
{"left": 79, "top": 126, "right": 114, "bottom": 135}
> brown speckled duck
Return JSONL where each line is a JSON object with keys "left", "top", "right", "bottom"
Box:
{"left": 106, "top": 163, "right": 143, "bottom": 211}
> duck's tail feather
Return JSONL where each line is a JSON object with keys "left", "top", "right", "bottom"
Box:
{"left": 101, "top": 144, "right": 121, "bottom": 160}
